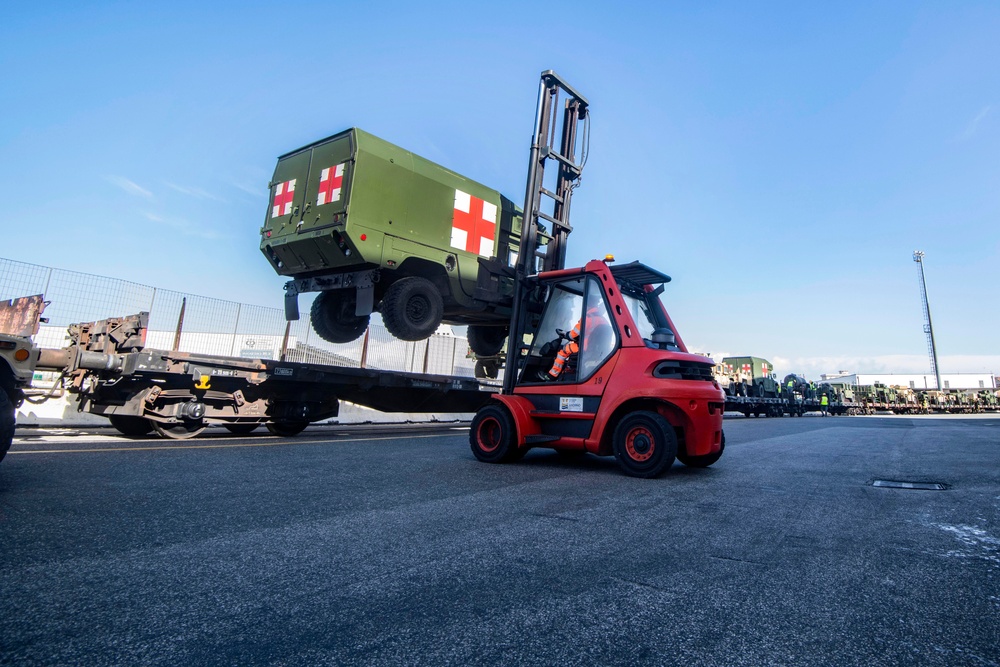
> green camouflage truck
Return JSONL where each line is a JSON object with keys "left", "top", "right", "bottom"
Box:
{"left": 721, "top": 356, "right": 781, "bottom": 398}
{"left": 260, "top": 128, "right": 523, "bottom": 356}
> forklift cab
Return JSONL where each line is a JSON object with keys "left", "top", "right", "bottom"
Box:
{"left": 517, "top": 262, "right": 681, "bottom": 386}
{"left": 519, "top": 276, "right": 617, "bottom": 384}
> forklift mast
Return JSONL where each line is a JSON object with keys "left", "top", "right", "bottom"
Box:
{"left": 504, "top": 71, "right": 590, "bottom": 394}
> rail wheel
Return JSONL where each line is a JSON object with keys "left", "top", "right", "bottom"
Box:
{"left": 380, "top": 277, "right": 444, "bottom": 341}
{"left": 267, "top": 421, "right": 309, "bottom": 437}
{"left": 612, "top": 411, "right": 677, "bottom": 478}
{"left": 152, "top": 419, "right": 206, "bottom": 440}
{"left": 108, "top": 415, "right": 154, "bottom": 437}
{"left": 470, "top": 403, "right": 522, "bottom": 463}
{"left": 224, "top": 423, "right": 259, "bottom": 435}
{"left": 678, "top": 431, "right": 725, "bottom": 468}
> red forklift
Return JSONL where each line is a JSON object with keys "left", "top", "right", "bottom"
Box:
{"left": 469, "top": 72, "right": 725, "bottom": 477}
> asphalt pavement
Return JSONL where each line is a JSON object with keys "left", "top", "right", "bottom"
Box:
{"left": 1, "top": 416, "right": 998, "bottom": 666}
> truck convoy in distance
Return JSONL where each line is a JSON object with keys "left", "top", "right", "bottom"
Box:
{"left": 712, "top": 354, "right": 999, "bottom": 417}
{"left": 261, "top": 127, "right": 524, "bottom": 358}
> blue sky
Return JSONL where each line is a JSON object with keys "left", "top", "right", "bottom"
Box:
{"left": 2, "top": 1, "right": 997, "bottom": 377}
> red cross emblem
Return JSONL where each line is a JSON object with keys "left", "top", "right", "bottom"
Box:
{"left": 451, "top": 190, "right": 497, "bottom": 257}
{"left": 317, "top": 163, "right": 345, "bottom": 206}
{"left": 761, "top": 363, "right": 769, "bottom": 374}
{"left": 741, "top": 364, "right": 751, "bottom": 374}
{"left": 272, "top": 179, "right": 296, "bottom": 218}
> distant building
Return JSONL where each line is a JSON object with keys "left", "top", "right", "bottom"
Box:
{"left": 819, "top": 372, "right": 996, "bottom": 391}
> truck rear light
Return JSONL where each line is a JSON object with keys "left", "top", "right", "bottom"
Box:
{"left": 14, "top": 348, "right": 30, "bottom": 361}
{"left": 0, "top": 341, "right": 15, "bottom": 350}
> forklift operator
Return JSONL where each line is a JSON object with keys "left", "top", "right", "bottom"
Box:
{"left": 548, "top": 303, "right": 611, "bottom": 380}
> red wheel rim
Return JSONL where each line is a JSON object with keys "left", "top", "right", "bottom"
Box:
{"left": 477, "top": 417, "right": 502, "bottom": 453}
{"left": 625, "top": 426, "right": 655, "bottom": 462}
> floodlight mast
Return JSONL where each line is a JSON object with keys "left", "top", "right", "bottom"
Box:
{"left": 913, "top": 251, "right": 942, "bottom": 391}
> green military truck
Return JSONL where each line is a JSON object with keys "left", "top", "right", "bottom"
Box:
{"left": 721, "top": 356, "right": 781, "bottom": 398}
{"left": 260, "top": 128, "right": 524, "bottom": 356}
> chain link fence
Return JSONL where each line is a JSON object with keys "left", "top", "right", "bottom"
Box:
{"left": 1, "top": 257, "right": 476, "bottom": 377}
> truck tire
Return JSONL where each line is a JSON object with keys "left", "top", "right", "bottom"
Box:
{"left": 380, "top": 277, "right": 444, "bottom": 342}
{"left": 311, "top": 291, "right": 370, "bottom": 344}
{"left": 0, "top": 389, "right": 14, "bottom": 464}
{"left": 474, "top": 358, "right": 500, "bottom": 380}
{"left": 468, "top": 325, "right": 508, "bottom": 357}
{"left": 470, "top": 403, "right": 523, "bottom": 463}
{"left": 677, "top": 430, "right": 724, "bottom": 468}
{"left": 612, "top": 411, "right": 677, "bottom": 478}
{"left": 108, "top": 414, "right": 154, "bottom": 437}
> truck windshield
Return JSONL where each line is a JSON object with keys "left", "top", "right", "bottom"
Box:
{"left": 619, "top": 285, "right": 672, "bottom": 347}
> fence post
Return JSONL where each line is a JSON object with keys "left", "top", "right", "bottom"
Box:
{"left": 280, "top": 320, "right": 291, "bottom": 362}
{"left": 172, "top": 297, "right": 186, "bottom": 352}
{"left": 232, "top": 303, "right": 242, "bottom": 357}
{"left": 360, "top": 328, "right": 370, "bottom": 368}
{"left": 42, "top": 268, "right": 53, "bottom": 300}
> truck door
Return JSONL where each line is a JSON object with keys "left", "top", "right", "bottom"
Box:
{"left": 513, "top": 276, "right": 618, "bottom": 440}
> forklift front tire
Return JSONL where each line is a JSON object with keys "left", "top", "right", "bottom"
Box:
{"left": 612, "top": 411, "right": 677, "bottom": 478}
{"left": 470, "top": 403, "right": 522, "bottom": 464}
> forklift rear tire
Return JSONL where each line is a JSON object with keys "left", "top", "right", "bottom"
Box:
{"left": 468, "top": 325, "right": 508, "bottom": 357}
{"left": 612, "top": 411, "right": 677, "bottom": 478}
{"left": 380, "top": 277, "right": 444, "bottom": 342}
{"left": 311, "top": 291, "right": 371, "bottom": 344}
{"left": 470, "top": 403, "right": 522, "bottom": 463}
{"left": 678, "top": 431, "right": 725, "bottom": 468}
{"left": 108, "top": 414, "right": 154, "bottom": 437}
{"left": 0, "top": 388, "right": 14, "bottom": 463}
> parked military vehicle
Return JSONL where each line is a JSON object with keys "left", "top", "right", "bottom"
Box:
{"left": 720, "top": 356, "right": 780, "bottom": 397}
{"left": 260, "top": 128, "right": 530, "bottom": 356}
{"left": 0, "top": 295, "right": 45, "bottom": 461}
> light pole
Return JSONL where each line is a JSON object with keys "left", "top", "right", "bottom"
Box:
{"left": 913, "top": 251, "right": 942, "bottom": 391}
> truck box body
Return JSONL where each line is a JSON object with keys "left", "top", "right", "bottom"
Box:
{"left": 261, "top": 128, "right": 522, "bottom": 320}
